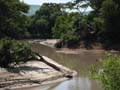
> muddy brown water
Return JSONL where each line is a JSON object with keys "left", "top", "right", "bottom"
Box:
{"left": 25, "top": 43, "right": 105, "bottom": 90}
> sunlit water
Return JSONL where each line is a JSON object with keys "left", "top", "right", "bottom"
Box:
{"left": 25, "top": 43, "right": 105, "bottom": 90}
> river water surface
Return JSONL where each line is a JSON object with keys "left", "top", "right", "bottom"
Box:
{"left": 28, "top": 43, "right": 105, "bottom": 90}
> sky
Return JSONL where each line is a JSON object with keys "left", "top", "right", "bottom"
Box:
{"left": 20, "top": 0, "right": 92, "bottom": 12}
{"left": 21, "top": 0, "right": 71, "bottom": 5}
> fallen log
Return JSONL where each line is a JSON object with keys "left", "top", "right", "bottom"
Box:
{"left": 39, "top": 56, "right": 77, "bottom": 78}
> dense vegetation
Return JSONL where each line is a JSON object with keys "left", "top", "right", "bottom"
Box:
{"left": 88, "top": 0, "right": 120, "bottom": 44}
{"left": 52, "top": 13, "right": 89, "bottom": 47}
{"left": 0, "top": 0, "right": 36, "bottom": 68}
{"left": 52, "top": 0, "right": 120, "bottom": 47}
{"left": 0, "top": 0, "right": 120, "bottom": 47}
{"left": 0, "top": 0, "right": 29, "bottom": 39}
{"left": 0, "top": 38, "right": 36, "bottom": 68}
{"left": 90, "top": 53, "right": 120, "bottom": 90}
{"left": 0, "top": 0, "right": 120, "bottom": 65}
{"left": 27, "top": 0, "right": 120, "bottom": 48}
{"left": 28, "top": 3, "right": 66, "bottom": 38}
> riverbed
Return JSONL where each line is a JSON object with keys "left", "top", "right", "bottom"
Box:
{"left": 23, "top": 42, "right": 104, "bottom": 90}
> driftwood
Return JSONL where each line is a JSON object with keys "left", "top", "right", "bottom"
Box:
{"left": 40, "top": 56, "right": 77, "bottom": 78}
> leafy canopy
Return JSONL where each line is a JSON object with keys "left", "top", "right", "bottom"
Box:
{"left": 29, "top": 3, "right": 66, "bottom": 38}
{"left": 0, "top": 0, "right": 29, "bottom": 38}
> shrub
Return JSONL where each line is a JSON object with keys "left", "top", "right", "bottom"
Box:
{"left": 90, "top": 53, "right": 120, "bottom": 90}
{"left": 0, "top": 38, "right": 36, "bottom": 68}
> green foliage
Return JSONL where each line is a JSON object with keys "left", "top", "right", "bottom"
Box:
{"left": 75, "top": 0, "right": 120, "bottom": 44}
{"left": 89, "top": 0, "right": 120, "bottom": 43}
{"left": 52, "top": 13, "right": 80, "bottom": 46}
{"left": 29, "top": 3, "right": 65, "bottom": 38}
{"left": 89, "top": 0, "right": 104, "bottom": 10}
{"left": 0, "top": 0, "right": 29, "bottom": 39}
{"left": 0, "top": 0, "right": 120, "bottom": 48}
{"left": 99, "top": 0, "right": 120, "bottom": 43}
{"left": 90, "top": 53, "right": 120, "bottom": 90}
{"left": 0, "top": 38, "right": 35, "bottom": 68}
{"left": 52, "top": 12, "right": 93, "bottom": 47}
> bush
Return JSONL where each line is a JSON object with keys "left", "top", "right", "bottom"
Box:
{"left": 0, "top": 38, "right": 36, "bottom": 68}
{"left": 90, "top": 53, "right": 120, "bottom": 90}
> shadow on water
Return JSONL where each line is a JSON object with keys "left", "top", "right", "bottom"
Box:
{"left": 26, "top": 43, "right": 105, "bottom": 90}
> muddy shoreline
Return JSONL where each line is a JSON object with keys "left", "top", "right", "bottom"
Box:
{"left": 28, "top": 39, "right": 119, "bottom": 54}
{"left": 0, "top": 55, "right": 77, "bottom": 90}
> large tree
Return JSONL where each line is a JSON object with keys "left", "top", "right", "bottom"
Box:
{"left": 99, "top": 0, "right": 120, "bottom": 43}
{"left": 29, "top": 3, "right": 66, "bottom": 38}
{"left": 75, "top": 0, "right": 120, "bottom": 44}
{"left": 0, "top": 0, "right": 29, "bottom": 38}
{"left": 52, "top": 12, "right": 92, "bottom": 47}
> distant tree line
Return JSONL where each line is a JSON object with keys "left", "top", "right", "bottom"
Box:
{"left": 0, "top": 0, "right": 120, "bottom": 48}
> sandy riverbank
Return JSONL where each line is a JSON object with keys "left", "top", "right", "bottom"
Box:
{"left": 0, "top": 56, "right": 77, "bottom": 90}
{"left": 28, "top": 39, "right": 60, "bottom": 48}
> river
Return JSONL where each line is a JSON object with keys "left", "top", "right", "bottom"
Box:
{"left": 26, "top": 43, "right": 105, "bottom": 90}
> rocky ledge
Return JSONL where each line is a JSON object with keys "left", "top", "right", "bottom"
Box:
{"left": 0, "top": 56, "right": 77, "bottom": 90}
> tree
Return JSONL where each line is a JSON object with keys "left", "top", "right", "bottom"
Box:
{"left": 52, "top": 12, "right": 92, "bottom": 47}
{"left": 99, "top": 0, "right": 120, "bottom": 43}
{"left": 0, "top": 0, "right": 29, "bottom": 39}
{"left": 29, "top": 3, "right": 66, "bottom": 38}
{"left": 88, "top": 0, "right": 120, "bottom": 44}
{"left": 52, "top": 13, "right": 80, "bottom": 46}
{"left": 75, "top": 0, "right": 120, "bottom": 44}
